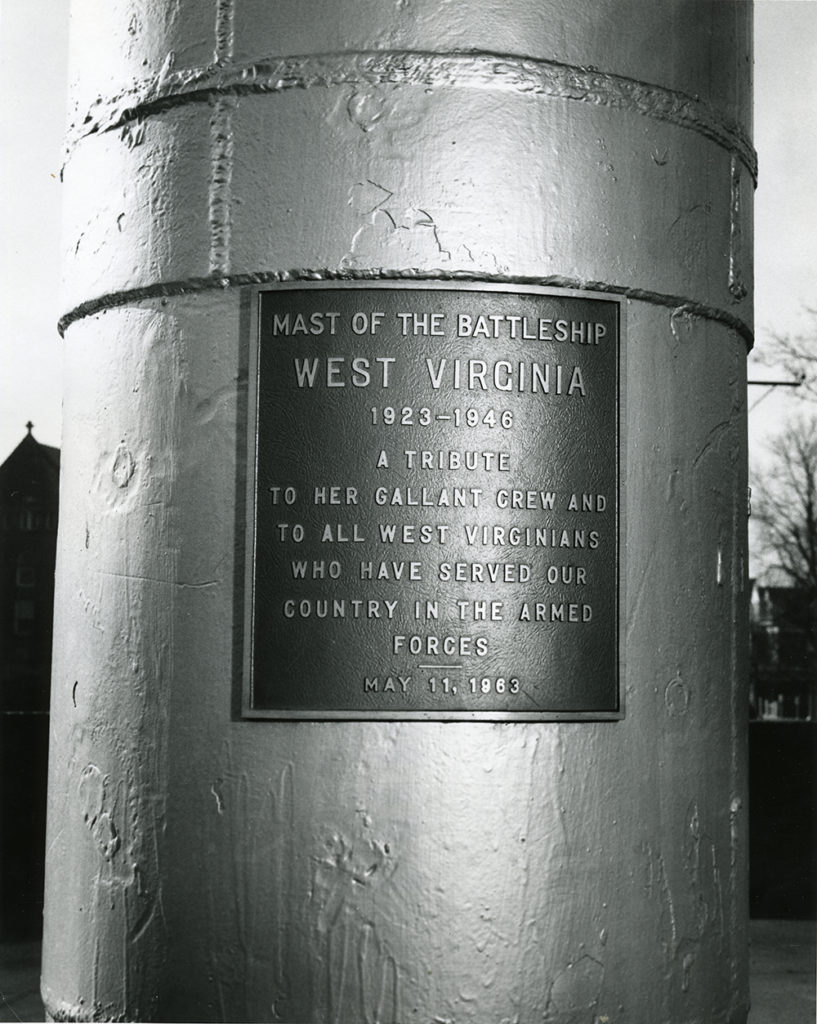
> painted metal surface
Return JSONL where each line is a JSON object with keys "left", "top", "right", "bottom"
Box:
{"left": 43, "top": 1, "right": 752, "bottom": 1020}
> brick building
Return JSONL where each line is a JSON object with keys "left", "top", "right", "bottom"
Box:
{"left": 750, "top": 580, "right": 817, "bottom": 721}
{"left": 749, "top": 578, "right": 816, "bottom": 918}
{"left": 0, "top": 425, "right": 59, "bottom": 938}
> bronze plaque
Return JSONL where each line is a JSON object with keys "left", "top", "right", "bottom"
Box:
{"left": 243, "top": 284, "right": 621, "bottom": 719}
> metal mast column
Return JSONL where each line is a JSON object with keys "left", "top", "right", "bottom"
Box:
{"left": 43, "top": 2, "right": 753, "bottom": 1020}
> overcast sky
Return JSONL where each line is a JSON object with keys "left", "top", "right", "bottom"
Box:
{"left": 1, "top": 1, "right": 816, "bottom": 464}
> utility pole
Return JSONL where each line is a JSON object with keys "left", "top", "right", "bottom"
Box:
{"left": 43, "top": 2, "right": 753, "bottom": 1020}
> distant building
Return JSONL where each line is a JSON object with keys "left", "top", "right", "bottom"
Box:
{"left": 749, "top": 579, "right": 816, "bottom": 919}
{"left": 750, "top": 580, "right": 817, "bottom": 722}
{"left": 0, "top": 424, "right": 59, "bottom": 938}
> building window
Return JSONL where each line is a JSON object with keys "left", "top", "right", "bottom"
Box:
{"left": 14, "top": 599, "right": 35, "bottom": 636}
{"left": 15, "top": 566, "right": 35, "bottom": 588}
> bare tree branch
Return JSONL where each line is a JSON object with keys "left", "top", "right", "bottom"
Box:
{"left": 754, "top": 307, "right": 817, "bottom": 400}
{"left": 753, "top": 414, "right": 817, "bottom": 603}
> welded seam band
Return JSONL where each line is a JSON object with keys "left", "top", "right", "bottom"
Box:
{"left": 68, "top": 49, "right": 757, "bottom": 181}
{"left": 57, "top": 269, "right": 754, "bottom": 350}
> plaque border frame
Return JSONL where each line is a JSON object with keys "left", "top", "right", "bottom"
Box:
{"left": 239, "top": 281, "right": 625, "bottom": 722}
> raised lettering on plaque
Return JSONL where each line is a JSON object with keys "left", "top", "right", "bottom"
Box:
{"left": 242, "top": 284, "right": 621, "bottom": 719}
